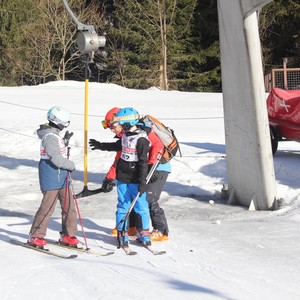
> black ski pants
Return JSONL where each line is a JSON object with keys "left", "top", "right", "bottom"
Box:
{"left": 130, "top": 170, "right": 169, "bottom": 235}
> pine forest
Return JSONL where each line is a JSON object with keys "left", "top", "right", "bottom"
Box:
{"left": 0, "top": 0, "right": 299, "bottom": 91}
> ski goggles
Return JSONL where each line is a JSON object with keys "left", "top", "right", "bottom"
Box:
{"left": 101, "top": 119, "right": 112, "bottom": 129}
{"left": 102, "top": 119, "right": 119, "bottom": 129}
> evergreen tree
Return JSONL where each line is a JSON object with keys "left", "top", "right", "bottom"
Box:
{"left": 0, "top": 0, "right": 35, "bottom": 85}
{"left": 0, "top": 0, "right": 105, "bottom": 85}
{"left": 260, "top": 0, "right": 300, "bottom": 69}
{"left": 102, "top": 0, "right": 201, "bottom": 90}
{"left": 0, "top": 0, "right": 298, "bottom": 91}
{"left": 178, "top": 0, "right": 221, "bottom": 92}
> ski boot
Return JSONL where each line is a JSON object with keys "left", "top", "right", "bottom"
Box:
{"left": 150, "top": 229, "right": 169, "bottom": 242}
{"left": 60, "top": 234, "right": 79, "bottom": 247}
{"left": 117, "top": 231, "right": 129, "bottom": 248}
{"left": 111, "top": 227, "right": 118, "bottom": 236}
{"left": 28, "top": 237, "right": 47, "bottom": 248}
{"left": 112, "top": 227, "right": 136, "bottom": 237}
{"left": 137, "top": 229, "right": 151, "bottom": 246}
{"left": 128, "top": 226, "right": 138, "bottom": 236}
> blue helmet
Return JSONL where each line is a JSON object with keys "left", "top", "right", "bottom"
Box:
{"left": 114, "top": 107, "right": 139, "bottom": 127}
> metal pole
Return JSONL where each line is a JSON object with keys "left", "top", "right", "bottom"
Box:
{"left": 283, "top": 57, "right": 288, "bottom": 90}
{"left": 60, "top": 0, "right": 106, "bottom": 198}
{"left": 76, "top": 62, "right": 95, "bottom": 198}
{"left": 83, "top": 65, "right": 90, "bottom": 188}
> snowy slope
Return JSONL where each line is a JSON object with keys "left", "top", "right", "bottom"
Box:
{"left": 1, "top": 81, "right": 300, "bottom": 300}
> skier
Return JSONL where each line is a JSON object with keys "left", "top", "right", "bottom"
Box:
{"left": 91, "top": 107, "right": 151, "bottom": 247}
{"left": 97, "top": 107, "right": 122, "bottom": 194}
{"left": 28, "top": 106, "right": 79, "bottom": 247}
{"left": 136, "top": 116, "right": 171, "bottom": 242}
{"left": 90, "top": 107, "right": 138, "bottom": 237}
{"left": 89, "top": 107, "right": 170, "bottom": 242}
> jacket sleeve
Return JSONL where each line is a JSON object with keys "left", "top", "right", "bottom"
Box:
{"left": 44, "top": 135, "right": 75, "bottom": 171}
{"left": 100, "top": 139, "right": 122, "bottom": 152}
{"left": 148, "top": 131, "right": 164, "bottom": 164}
{"left": 136, "top": 137, "right": 150, "bottom": 184}
{"left": 106, "top": 151, "right": 121, "bottom": 180}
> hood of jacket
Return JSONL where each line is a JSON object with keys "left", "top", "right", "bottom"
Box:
{"left": 36, "top": 124, "right": 60, "bottom": 140}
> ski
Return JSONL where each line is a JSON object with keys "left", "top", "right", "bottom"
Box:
{"left": 10, "top": 239, "right": 77, "bottom": 259}
{"left": 119, "top": 242, "right": 165, "bottom": 256}
{"left": 121, "top": 245, "right": 137, "bottom": 255}
{"left": 129, "top": 236, "right": 166, "bottom": 255}
{"left": 47, "top": 240, "right": 114, "bottom": 257}
{"left": 133, "top": 239, "right": 166, "bottom": 255}
{"left": 142, "top": 244, "right": 166, "bottom": 256}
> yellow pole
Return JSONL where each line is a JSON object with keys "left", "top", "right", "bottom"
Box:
{"left": 76, "top": 62, "right": 102, "bottom": 198}
{"left": 76, "top": 63, "right": 94, "bottom": 198}
{"left": 83, "top": 77, "right": 89, "bottom": 187}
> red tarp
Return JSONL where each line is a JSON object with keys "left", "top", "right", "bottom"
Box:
{"left": 267, "top": 88, "right": 300, "bottom": 125}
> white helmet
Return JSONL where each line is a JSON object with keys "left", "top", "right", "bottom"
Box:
{"left": 47, "top": 106, "right": 70, "bottom": 129}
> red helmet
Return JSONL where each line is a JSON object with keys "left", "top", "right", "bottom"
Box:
{"left": 102, "top": 107, "right": 121, "bottom": 129}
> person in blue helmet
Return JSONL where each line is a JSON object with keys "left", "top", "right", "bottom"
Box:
{"left": 102, "top": 107, "right": 151, "bottom": 247}
{"left": 90, "top": 108, "right": 171, "bottom": 242}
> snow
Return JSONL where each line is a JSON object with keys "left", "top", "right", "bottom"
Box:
{"left": 1, "top": 81, "right": 300, "bottom": 300}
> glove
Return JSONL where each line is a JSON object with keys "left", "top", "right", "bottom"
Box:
{"left": 89, "top": 139, "right": 103, "bottom": 150}
{"left": 138, "top": 183, "right": 147, "bottom": 195}
{"left": 63, "top": 130, "right": 74, "bottom": 146}
{"left": 101, "top": 178, "right": 115, "bottom": 193}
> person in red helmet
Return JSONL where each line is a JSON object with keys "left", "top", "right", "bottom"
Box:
{"left": 90, "top": 107, "right": 170, "bottom": 242}
{"left": 90, "top": 107, "right": 138, "bottom": 236}
{"left": 98, "top": 107, "right": 122, "bottom": 193}
{"left": 92, "top": 107, "right": 151, "bottom": 247}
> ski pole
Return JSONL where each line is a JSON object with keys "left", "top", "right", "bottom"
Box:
{"left": 69, "top": 176, "right": 90, "bottom": 250}
{"left": 116, "top": 150, "right": 163, "bottom": 237}
{"left": 63, "top": 170, "right": 69, "bottom": 211}
{"left": 66, "top": 144, "right": 90, "bottom": 250}
{"left": 63, "top": 133, "right": 72, "bottom": 211}
{"left": 116, "top": 150, "right": 163, "bottom": 247}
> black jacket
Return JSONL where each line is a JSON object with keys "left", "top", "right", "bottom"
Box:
{"left": 100, "top": 130, "right": 149, "bottom": 184}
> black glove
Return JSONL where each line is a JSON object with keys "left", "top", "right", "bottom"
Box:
{"left": 89, "top": 139, "right": 103, "bottom": 150}
{"left": 139, "top": 183, "right": 147, "bottom": 195}
{"left": 63, "top": 130, "right": 74, "bottom": 146}
{"left": 101, "top": 178, "right": 115, "bottom": 193}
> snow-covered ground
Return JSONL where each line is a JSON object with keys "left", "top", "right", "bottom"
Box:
{"left": 1, "top": 81, "right": 300, "bottom": 300}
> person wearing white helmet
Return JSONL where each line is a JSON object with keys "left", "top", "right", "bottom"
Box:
{"left": 28, "top": 106, "right": 79, "bottom": 248}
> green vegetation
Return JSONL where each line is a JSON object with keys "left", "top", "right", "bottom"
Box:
{"left": 0, "top": 0, "right": 299, "bottom": 91}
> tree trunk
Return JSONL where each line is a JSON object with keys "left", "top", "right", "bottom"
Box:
{"left": 158, "top": 0, "right": 169, "bottom": 90}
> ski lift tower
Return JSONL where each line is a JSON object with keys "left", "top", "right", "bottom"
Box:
{"left": 62, "top": 0, "right": 106, "bottom": 198}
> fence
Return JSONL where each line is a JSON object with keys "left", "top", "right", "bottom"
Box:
{"left": 264, "top": 66, "right": 300, "bottom": 92}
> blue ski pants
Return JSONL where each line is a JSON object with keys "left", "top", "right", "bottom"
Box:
{"left": 116, "top": 181, "right": 150, "bottom": 230}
